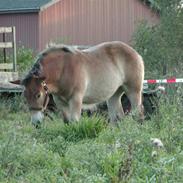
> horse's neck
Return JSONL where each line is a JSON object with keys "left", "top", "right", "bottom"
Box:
{"left": 42, "top": 59, "right": 62, "bottom": 92}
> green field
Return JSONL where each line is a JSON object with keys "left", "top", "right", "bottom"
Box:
{"left": 0, "top": 95, "right": 182, "bottom": 183}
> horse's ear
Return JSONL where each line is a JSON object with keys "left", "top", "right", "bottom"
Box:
{"left": 10, "top": 80, "right": 22, "bottom": 85}
{"left": 39, "top": 76, "right": 46, "bottom": 81}
{"left": 32, "top": 74, "right": 46, "bottom": 81}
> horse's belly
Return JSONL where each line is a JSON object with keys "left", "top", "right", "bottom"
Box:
{"left": 83, "top": 74, "right": 122, "bottom": 104}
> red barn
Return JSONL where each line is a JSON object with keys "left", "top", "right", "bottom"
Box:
{"left": 0, "top": 0, "right": 159, "bottom": 52}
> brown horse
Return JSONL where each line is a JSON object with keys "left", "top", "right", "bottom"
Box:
{"left": 12, "top": 41, "right": 144, "bottom": 125}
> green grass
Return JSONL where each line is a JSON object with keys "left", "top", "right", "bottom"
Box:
{"left": 0, "top": 96, "right": 182, "bottom": 183}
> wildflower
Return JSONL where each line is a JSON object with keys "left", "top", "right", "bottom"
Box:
{"left": 150, "top": 138, "right": 164, "bottom": 148}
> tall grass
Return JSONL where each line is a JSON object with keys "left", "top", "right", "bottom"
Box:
{"left": 0, "top": 91, "right": 182, "bottom": 182}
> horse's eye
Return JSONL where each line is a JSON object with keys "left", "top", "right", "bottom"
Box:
{"left": 36, "top": 93, "right": 41, "bottom": 99}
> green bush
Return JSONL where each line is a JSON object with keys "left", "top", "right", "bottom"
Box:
{"left": 133, "top": 0, "right": 183, "bottom": 78}
{"left": 17, "top": 46, "right": 34, "bottom": 76}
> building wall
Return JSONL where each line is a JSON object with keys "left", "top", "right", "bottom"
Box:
{"left": 0, "top": 0, "right": 159, "bottom": 52}
{"left": 39, "top": 0, "right": 159, "bottom": 50}
{"left": 0, "top": 13, "right": 39, "bottom": 51}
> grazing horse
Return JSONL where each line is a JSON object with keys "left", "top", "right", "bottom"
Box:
{"left": 12, "top": 41, "right": 144, "bottom": 125}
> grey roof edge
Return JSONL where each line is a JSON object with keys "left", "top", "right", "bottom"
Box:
{"left": 0, "top": 8, "right": 40, "bottom": 14}
{"left": 40, "top": 0, "right": 61, "bottom": 12}
{"left": 0, "top": 0, "right": 61, "bottom": 14}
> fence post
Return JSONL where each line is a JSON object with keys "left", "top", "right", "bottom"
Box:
{"left": 12, "top": 26, "right": 17, "bottom": 72}
{"left": 2, "top": 32, "right": 6, "bottom": 63}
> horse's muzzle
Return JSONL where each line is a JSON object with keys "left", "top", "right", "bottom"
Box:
{"left": 31, "top": 111, "right": 44, "bottom": 126}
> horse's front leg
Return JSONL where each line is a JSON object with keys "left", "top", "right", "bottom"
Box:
{"left": 68, "top": 93, "right": 83, "bottom": 122}
{"left": 60, "top": 104, "right": 70, "bottom": 123}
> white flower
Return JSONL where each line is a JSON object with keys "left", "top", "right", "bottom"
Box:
{"left": 151, "top": 138, "right": 164, "bottom": 148}
{"left": 115, "top": 139, "right": 121, "bottom": 149}
{"left": 151, "top": 150, "right": 158, "bottom": 157}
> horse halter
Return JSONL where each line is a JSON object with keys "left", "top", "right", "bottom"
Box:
{"left": 42, "top": 81, "right": 49, "bottom": 111}
{"left": 29, "top": 81, "right": 49, "bottom": 112}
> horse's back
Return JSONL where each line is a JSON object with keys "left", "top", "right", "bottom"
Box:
{"left": 82, "top": 41, "right": 144, "bottom": 83}
{"left": 83, "top": 41, "right": 143, "bottom": 75}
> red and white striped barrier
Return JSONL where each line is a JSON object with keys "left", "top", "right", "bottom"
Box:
{"left": 143, "top": 78, "right": 183, "bottom": 84}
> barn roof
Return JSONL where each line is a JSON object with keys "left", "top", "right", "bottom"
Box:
{"left": 0, "top": 0, "right": 59, "bottom": 14}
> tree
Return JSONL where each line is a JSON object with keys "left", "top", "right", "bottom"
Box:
{"left": 134, "top": 0, "right": 183, "bottom": 78}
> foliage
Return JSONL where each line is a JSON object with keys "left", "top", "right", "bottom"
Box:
{"left": 141, "top": 0, "right": 161, "bottom": 11}
{"left": 133, "top": 0, "right": 183, "bottom": 78}
{"left": 17, "top": 46, "right": 34, "bottom": 76}
{"left": 0, "top": 92, "right": 182, "bottom": 182}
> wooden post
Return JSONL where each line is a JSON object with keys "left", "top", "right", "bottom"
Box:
{"left": 3, "top": 32, "right": 6, "bottom": 63}
{"left": 12, "top": 26, "right": 17, "bottom": 72}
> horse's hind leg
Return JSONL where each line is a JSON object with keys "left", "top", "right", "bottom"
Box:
{"left": 107, "top": 87, "right": 124, "bottom": 123}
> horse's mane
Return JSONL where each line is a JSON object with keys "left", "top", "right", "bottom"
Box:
{"left": 22, "top": 59, "right": 42, "bottom": 85}
{"left": 44, "top": 43, "right": 76, "bottom": 54}
{"left": 22, "top": 44, "right": 75, "bottom": 85}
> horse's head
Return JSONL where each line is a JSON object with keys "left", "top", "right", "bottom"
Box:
{"left": 11, "top": 75, "right": 49, "bottom": 126}
{"left": 11, "top": 45, "right": 74, "bottom": 125}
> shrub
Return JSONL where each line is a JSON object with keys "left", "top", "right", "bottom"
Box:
{"left": 133, "top": 0, "right": 183, "bottom": 78}
{"left": 17, "top": 46, "right": 34, "bottom": 76}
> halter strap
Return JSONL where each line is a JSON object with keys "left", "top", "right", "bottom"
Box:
{"left": 42, "top": 81, "right": 48, "bottom": 91}
{"left": 42, "top": 81, "right": 49, "bottom": 111}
